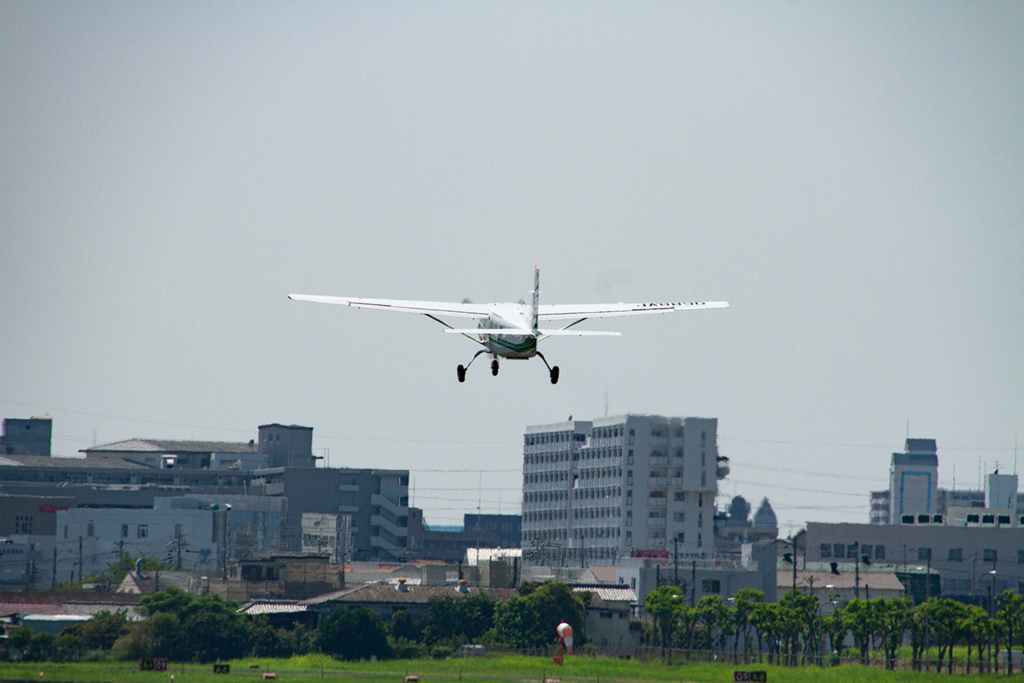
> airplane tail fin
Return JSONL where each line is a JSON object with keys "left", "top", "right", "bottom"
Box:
{"left": 530, "top": 265, "right": 540, "bottom": 333}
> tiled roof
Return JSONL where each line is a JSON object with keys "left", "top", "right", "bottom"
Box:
{"left": 238, "top": 601, "right": 309, "bottom": 616}
{"left": 304, "top": 583, "right": 516, "bottom": 606}
{"left": 0, "top": 454, "right": 147, "bottom": 469}
{"left": 778, "top": 570, "right": 906, "bottom": 591}
{"left": 0, "top": 603, "right": 66, "bottom": 617}
{"left": 573, "top": 586, "right": 636, "bottom": 603}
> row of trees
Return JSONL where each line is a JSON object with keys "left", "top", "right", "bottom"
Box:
{"left": 644, "top": 585, "right": 1024, "bottom": 674}
{"left": 5, "top": 582, "right": 587, "bottom": 664}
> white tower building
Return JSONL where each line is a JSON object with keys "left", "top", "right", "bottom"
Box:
{"left": 986, "top": 472, "right": 1019, "bottom": 510}
{"left": 521, "top": 415, "right": 721, "bottom": 566}
{"left": 889, "top": 438, "right": 939, "bottom": 524}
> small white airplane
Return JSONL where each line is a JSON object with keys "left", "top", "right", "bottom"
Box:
{"left": 289, "top": 267, "right": 728, "bottom": 384}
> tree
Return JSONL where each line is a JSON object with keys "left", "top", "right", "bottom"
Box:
{"left": 731, "top": 588, "right": 763, "bottom": 662}
{"left": 874, "top": 598, "right": 913, "bottom": 670}
{"left": 315, "top": 607, "right": 391, "bottom": 660}
{"left": 528, "top": 582, "right": 585, "bottom": 643}
{"left": 65, "top": 610, "right": 130, "bottom": 651}
{"left": 997, "top": 590, "right": 1024, "bottom": 675}
{"left": 420, "top": 592, "right": 494, "bottom": 645}
{"left": 490, "top": 595, "right": 541, "bottom": 648}
{"left": 490, "top": 582, "right": 586, "bottom": 650}
{"left": 140, "top": 588, "right": 251, "bottom": 663}
{"left": 919, "top": 598, "right": 969, "bottom": 674}
{"left": 105, "top": 553, "right": 169, "bottom": 584}
{"left": 843, "top": 599, "right": 875, "bottom": 666}
{"left": 248, "top": 618, "right": 290, "bottom": 659}
{"left": 749, "top": 602, "right": 780, "bottom": 664}
{"left": 389, "top": 610, "right": 422, "bottom": 643}
{"left": 644, "top": 585, "right": 684, "bottom": 657}
{"left": 962, "top": 605, "right": 990, "bottom": 674}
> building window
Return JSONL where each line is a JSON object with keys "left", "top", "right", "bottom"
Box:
{"left": 983, "top": 514, "right": 995, "bottom": 524}
{"left": 87, "top": 522, "right": 94, "bottom": 537}
{"left": 861, "top": 544, "right": 873, "bottom": 559}
{"left": 138, "top": 524, "right": 149, "bottom": 539}
{"left": 875, "top": 545, "right": 885, "bottom": 560}
{"left": 949, "top": 548, "right": 963, "bottom": 562}
{"left": 967, "top": 514, "right": 980, "bottom": 524}
{"left": 121, "top": 524, "right": 129, "bottom": 538}
{"left": 702, "top": 579, "right": 720, "bottom": 594}
{"left": 820, "top": 544, "right": 832, "bottom": 559}
{"left": 918, "top": 547, "right": 932, "bottom": 562}
{"left": 999, "top": 515, "right": 1011, "bottom": 525}
{"left": 1017, "top": 549, "right": 1024, "bottom": 564}
{"left": 834, "top": 543, "right": 845, "bottom": 559}
{"left": 983, "top": 549, "right": 997, "bottom": 563}
{"left": 901, "top": 515, "right": 914, "bottom": 524}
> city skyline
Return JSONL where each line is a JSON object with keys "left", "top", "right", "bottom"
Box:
{"left": 2, "top": 3, "right": 1021, "bottom": 532}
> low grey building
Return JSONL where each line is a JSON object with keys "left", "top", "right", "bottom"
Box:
{"left": 806, "top": 521, "right": 1024, "bottom": 607}
{"left": 250, "top": 466, "right": 409, "bottom": 561}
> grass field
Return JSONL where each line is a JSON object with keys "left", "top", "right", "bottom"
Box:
{"left": 0, "top": 654, "right": 1016, "bottom": 683}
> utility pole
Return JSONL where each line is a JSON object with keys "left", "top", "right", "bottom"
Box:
{"left": 925, "top": 551, "right": 932, "bottom": 603}
{"left": 51, "top": 547, "right": 57, "bottom": 590}
{"left": 78, "top": 536, "right": 83, "bottom": 582}
{"left": 690, "top": 560, "right": 697, "bottom": 606}
{"left": 673, "top": 537, "right": 679, "bottom": 587}
{"left": 854, "top": 542, "right": 860, "bottom": 599}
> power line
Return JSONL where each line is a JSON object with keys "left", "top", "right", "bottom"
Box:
{"left": 727, "top": 478, "right": 865, "bottom": 498}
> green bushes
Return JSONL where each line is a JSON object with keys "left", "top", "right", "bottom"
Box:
{"left": 6, "top": 582, "right": 590, "bottom": 664}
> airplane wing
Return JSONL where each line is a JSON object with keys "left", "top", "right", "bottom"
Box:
{"left": 288, "top": 295, "right": 490, "bottom": 319}
{"left": 538, "top": 301, "right": 729, "bottom": 321}
{"left": 442, "top": 329, "right": 622, "bottom": 336}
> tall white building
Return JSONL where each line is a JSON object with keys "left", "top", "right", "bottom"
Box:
{"left": 890, "top": 438, "right": 940, "bottom": 524}
{"left": 521, "top": 415, "right": 722, "bottom": 566}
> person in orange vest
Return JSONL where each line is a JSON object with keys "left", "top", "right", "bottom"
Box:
{"left": 556, "top": 621, "right": 574, "bottom": 655}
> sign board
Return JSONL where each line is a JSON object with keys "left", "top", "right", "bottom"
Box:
{"left": 138, "top": 659, "right": 167, "bottom": 671}
{"left": 214, "top": 664, "right": 231, "bottom": 674}
{"left": 733, "top": 672, "right": 767, "bottom": 682}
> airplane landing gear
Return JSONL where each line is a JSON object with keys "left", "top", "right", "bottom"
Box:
{"left": 537, "top": 351, "right": 559, "bottom": 385}
{"left": 491, "top": 360, "right": 499, "bottom": 376}
{"left": 456, "top": 349, "right": 490, "bottom": 383}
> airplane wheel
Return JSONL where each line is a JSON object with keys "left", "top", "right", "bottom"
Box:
{"left": 550, "top": 366, "right": 560, "bottom": 384}
{"left": 457, "top": 365, "right": 466, "bottom": 383}
{"left": 491, "top": 360, "right": 499, "bottom": 376}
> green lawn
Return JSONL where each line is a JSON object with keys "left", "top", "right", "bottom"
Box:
{"left": 0, "top": 654, "right": 1017, "bottom": 683}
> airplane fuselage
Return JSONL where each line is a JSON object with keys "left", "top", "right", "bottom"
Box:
{"left": 479, "top": 304, "right": 536, "bottom": 359}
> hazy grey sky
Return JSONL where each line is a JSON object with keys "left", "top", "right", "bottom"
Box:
{"left": 2, "top": 2, "right": 1022, "bottom": 532}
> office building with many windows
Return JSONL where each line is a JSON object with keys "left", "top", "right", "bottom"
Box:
{"left": 522, "top": 415, "right": 723, "bottom": 566}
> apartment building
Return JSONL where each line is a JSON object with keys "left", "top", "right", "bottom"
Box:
{"left": 522, "top": 415, "right": 723, "bottom": 566}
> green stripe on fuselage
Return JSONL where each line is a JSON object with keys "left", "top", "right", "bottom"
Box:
{"left": 486, "top": 334, "right": 536, "bottom": 354}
